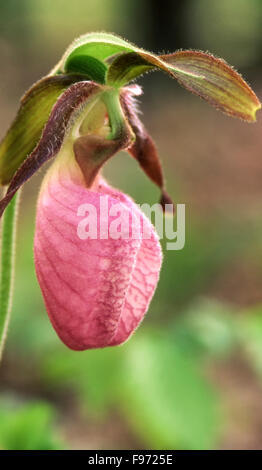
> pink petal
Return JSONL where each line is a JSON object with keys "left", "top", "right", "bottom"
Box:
{"left": 34, "top": 161, "right": 162, "bottom": 350}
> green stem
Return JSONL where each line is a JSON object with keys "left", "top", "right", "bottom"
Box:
{"left": 102, "top": 89, "right": 134, "bottom": 141}
{"left": 0, "top": 191, "right": 19, "bottom": 360}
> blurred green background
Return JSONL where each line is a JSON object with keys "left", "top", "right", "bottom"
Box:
{"left": 1, "top": 0, "right": 262, "bottom": 450}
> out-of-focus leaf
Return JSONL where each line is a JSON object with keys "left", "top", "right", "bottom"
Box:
{"left": 0, "top": 400, "right": 64, "bottom": 450}
{"left": 238, "top": 305, "right": 262, "bottom": 377}
{"left": 0, "top": 74, "right": 86, "bottom": 184}
{"left": 172, "top": 298, "right": 238, "bottom": 359}
{"left": 120, "top": 333, "right": 219, "bottom": 450}
{"left": 160, "top": 50, "right": 261, "bottom": 121}
{"left": 42, "top": 348, "right": 123, "bottom": 416}
{"left": 158, "top": 214, "right": 260, "bottom": 313}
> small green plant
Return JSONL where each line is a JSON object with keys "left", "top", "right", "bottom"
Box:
{"left": 0, "top": 399, "right": 64, "bottom": 450}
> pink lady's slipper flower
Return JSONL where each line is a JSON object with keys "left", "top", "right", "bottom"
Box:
{"left": 34, "top": 137, "right": 162, "bottom": 349}
{"left": 0, "top": 33, "right": 260, "bottom": 353}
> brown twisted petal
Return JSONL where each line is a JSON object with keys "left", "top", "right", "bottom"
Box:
{"left": 0, "top": 74, "right": 88, "bottom": 185}
{"left": 0, "top": 81, "right": 103, "bottom": 218}
{"left": 121, "top": 90, "right": 174, "bottom": 213}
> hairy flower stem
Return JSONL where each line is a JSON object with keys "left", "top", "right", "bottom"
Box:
{"left": 102, "top": 88, "right": 133, "bottom": 141}
{"left": 0, "top": 191, "right": 19, "bottom": 360}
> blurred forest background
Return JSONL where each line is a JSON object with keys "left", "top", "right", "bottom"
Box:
{"left": 1, "top": 0, "right": 262, "bottom": 450}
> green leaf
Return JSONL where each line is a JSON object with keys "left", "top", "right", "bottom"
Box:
{"left": 160, "top": 50, "right": 261, "bottom": 122}
{"left": 107, "top": 52, "right": 155, "bottom": 86}
{"left": 52, "top": 32, "right": 138, "bottom": 75}
{"left": 106, "top": 47, "right": 260, "bottom": 121}
{"left": 64, "top": 54, "right": 107, "bottom": 83}
{"left": 106, "top": 50, "right": 173, "bottom": 86}
{"left": 120, "top": 333, "right": 219, "bottom": 450}
{"left": 0, "top": 74, "right": 86, "bottom": 184}
{"left": 42, "top": 347, "right": 124, "bottom": 417}
{"left": 51, "top": 33, "right": 260, "bottom": 121}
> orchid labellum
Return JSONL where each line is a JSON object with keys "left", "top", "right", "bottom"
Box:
{"left": 0, "top": 33, "right": 260, "bottom": 356}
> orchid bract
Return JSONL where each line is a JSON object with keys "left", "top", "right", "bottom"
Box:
{"left": 0, "top": 32, "right": 260, "bottom": 356}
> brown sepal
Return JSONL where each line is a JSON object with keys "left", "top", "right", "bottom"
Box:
{"left": 121, "top": 90, "right": 174, "bottom": 211}
{"left": 0, "top": 81, "right": 102, "bottom": 218}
